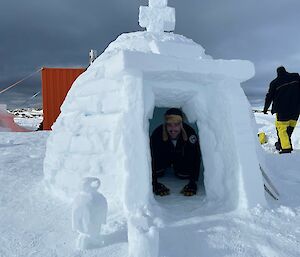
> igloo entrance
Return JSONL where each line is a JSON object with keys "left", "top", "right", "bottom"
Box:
{"left": 149, "top": 106, "right": 205, "bottom": 202}
{"left": 139, "top": 64, "right": 264, "bottom": 212}
{"left": 143, "top": 75, "right": 237, "bottom": 213}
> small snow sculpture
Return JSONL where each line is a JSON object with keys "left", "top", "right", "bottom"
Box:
{"left": 72, "top": 177, "right": 108, "bottom": 249}
{"left": 139, "top": 0, "right": 175, "bottom": 33}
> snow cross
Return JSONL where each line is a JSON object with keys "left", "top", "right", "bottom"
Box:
{"left": 139, "top": 0, "right": 175, "bottom": 33}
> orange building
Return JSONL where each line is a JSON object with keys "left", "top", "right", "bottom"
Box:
{"left": 41, "top": 67, "right": 85, "bottom": 130}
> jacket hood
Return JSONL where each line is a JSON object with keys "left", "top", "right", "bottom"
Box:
{"left": 277, "top": 66, "right": 287, "bottom": 77}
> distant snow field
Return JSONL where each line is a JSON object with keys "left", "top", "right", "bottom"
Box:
{"left": 11, "top": 108, "right": 43, "bottom": 130}
{"left": 1, "top": 112, "right": 300, "bottom": 257}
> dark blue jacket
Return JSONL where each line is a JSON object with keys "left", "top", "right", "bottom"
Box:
{"left": 264, "top": 69, "right": 300, "bottom": 119}
{"left": 150, "top": 123, "right": 200, "bottom": 183}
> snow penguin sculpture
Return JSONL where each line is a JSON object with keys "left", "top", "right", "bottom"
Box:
{"left": 72, "top": 177, "right": 108, "bottom": 249}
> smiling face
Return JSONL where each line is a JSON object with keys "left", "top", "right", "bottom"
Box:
{"left": 166, "top": 122, "right": 182, "bottom": 139}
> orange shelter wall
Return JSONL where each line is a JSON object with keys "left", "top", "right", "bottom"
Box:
{"left": 42, "top": 68, "right": 85, "bottom": 130}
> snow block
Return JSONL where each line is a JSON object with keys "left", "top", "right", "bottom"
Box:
{"left": 149, "top": 40, "right": 206, "bottom": 59}
{"left": 101, "top": 91, "right": 127, "bottom": 114}
{"left": 104, "top": 50, "right": 255, "bottom": 82}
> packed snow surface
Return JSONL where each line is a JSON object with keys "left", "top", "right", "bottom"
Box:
{"left": 1, "top": 112, "right": 300, "bottom": 256}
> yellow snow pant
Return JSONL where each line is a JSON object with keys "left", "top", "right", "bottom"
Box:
{"left": 275, "top": 115, "right": 298, "bottom": 150}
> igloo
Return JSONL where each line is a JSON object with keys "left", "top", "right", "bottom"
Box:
{"left": 44, "top": 0, "right": 266, "bottom": 255}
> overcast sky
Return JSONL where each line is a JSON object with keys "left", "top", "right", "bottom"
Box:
{"left": 1, "top": 0, "right": 300, "bottom": 108}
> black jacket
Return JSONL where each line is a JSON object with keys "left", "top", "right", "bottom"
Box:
{"left": 264, "top": 70, "right": 300, "bottom": 118}
{"left": 150, "top": 123, "right": 200, "bottom": 183}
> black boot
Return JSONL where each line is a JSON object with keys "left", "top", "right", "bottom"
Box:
{"left": 180, "top": 181, "right": 197, "bottom": 196}
{"left": 153, "top": 182, "right": 170, "bottom": 196}
{"left": 275, "top": 141, "right": 281, "bottom": 151}
{"left": 279, "top": 148, "right": 292, "bottom": 154}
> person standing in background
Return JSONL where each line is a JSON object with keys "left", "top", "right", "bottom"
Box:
{"left": 263, "top": 66, "right": 300, "bottom": 154}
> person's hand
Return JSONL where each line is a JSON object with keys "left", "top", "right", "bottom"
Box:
{"left": 153, "top": 182, "right": 170, "bottom": 196}
{"left": 180, "top": 181, "right": 197, "bottom": 196}
{"left": 263, "top": 107, "right": 268, "bottom": 114}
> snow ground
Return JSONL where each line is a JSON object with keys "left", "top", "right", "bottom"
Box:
{"left": 13, "top": 117, "right": 42, "bottom": 131}
{"left": 1, "top": 112, "right": 300, "bottom": 257}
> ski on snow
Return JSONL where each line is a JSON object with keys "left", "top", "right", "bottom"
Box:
{"left": 259, "top": 165, "right": 280, "bottom": 200}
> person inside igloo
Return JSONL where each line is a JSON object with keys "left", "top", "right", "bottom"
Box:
{"left": 150, "top": 108, "right": 201, "bottom": 197}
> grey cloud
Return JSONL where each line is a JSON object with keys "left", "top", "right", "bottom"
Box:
{"left": 1, "top": 0, "right": 300, "bottom": 108}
